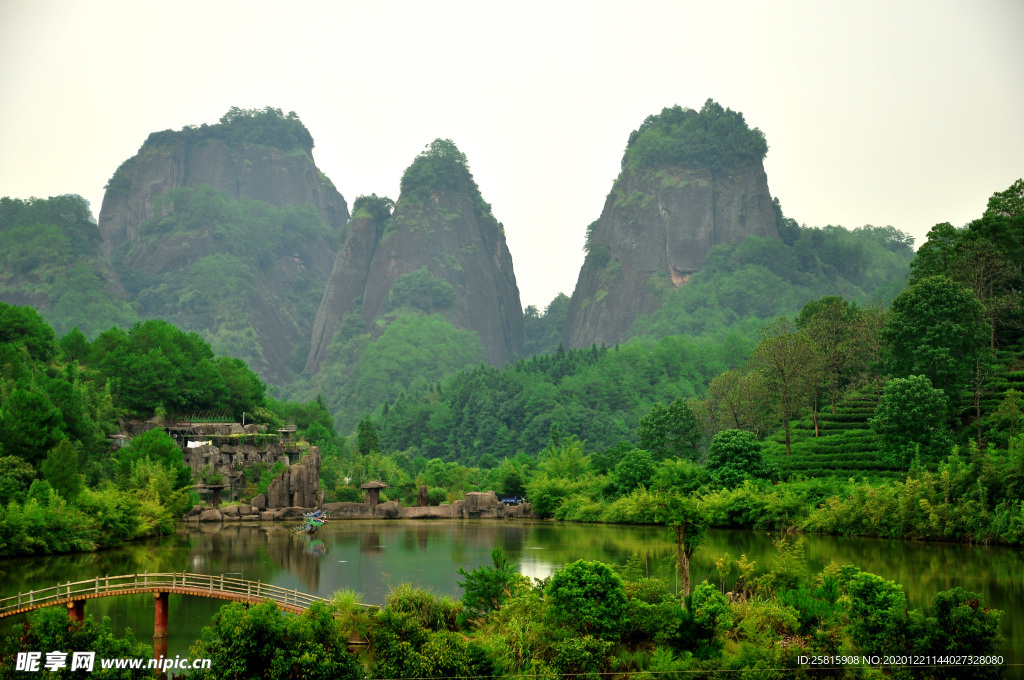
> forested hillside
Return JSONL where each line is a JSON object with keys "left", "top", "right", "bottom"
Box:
{"left": 0, "top": 302, "right": 336, "bottom": 556}
{"left": 286, "top": 140, "right": 524, "bottom": 431}
{"left": 368, "top": 212, "right": 916, "bottom": 461}
{"left": 0, "top": 195, "right": 137, "bottom": 337}
{"left": 321, "top": 179, "right": 1024, "bottom": 549}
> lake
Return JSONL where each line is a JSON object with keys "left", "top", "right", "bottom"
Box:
{"left": 1, "top": 519, "right": 1021, "bottom": 672}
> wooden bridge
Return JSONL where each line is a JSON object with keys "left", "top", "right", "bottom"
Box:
{"left": 0, "top": 572, "right": 330, "bottom": 622}
{"left": 0, "top": 571, "right": 345, "bottom": 658}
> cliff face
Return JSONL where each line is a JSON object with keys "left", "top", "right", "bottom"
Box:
{"left": 306, "top": 143, "right": 524, "bottom": 373}
{"left": 96, "top": 109, "right": 349, "bottom": 383}
{"left": 561, "top": 102, "right": 778, "bottom": 349}
{"left": 99, "top": 137, "right": 347, "bottom": 257}
{"left": 561, "top": 161, "right": 778, "bottom": 349}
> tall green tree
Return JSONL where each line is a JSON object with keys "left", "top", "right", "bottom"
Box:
{"left": 882, "top": 276, "right": 988, "bottom": 409}
{"left": 41, "top": 440, "right": 83, "bottom": 500}
{"left": 870, "top": 375, "right": 951, "bottom": 468}
{"left": 797, "top": 296, "right": 860, "bottom": 415}
{"left": 704, "top": 429, "right": 773, "bottom": 488}
{"left": 636, "top": 397, "right": 702, "bottom": 462}
{"left": 752, "top": 319, "right": 820, "bottom": 455}
{"left": 356, "top": 416, "right": 380, "bottom": 455}
{"left": 656, "top": 494, "right": 707, "bottom": 599}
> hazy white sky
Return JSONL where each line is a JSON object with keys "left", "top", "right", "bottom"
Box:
{"left": 2, "top": 0, "right": 1022, "bottom": 311}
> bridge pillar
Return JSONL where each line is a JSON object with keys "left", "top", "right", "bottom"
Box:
{"left": 66, "top": 600, "right": 84, "bottom": 623}
{"left": 153, "top": 592, "right": 168, "bottom": 639}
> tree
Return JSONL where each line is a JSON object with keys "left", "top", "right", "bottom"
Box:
{"left": 356, "top": 416, "right": 380, "bottom": 454}
{"left": 546, "top": 560, "right": 627, "bottom": 638}
{"left": 911, "top": 587, "right": 1002, "bottom": 678}
{"left": 614, "top": 448, "right": 655, "bottom": 494}
{"left": 58, "top": 327, "right": 89, "bottom": 363}
{"left": 0, "top": 388, "right": 65, "bottom": 467}
{"left": 870, "top": 375, "right": 951, "bottom": 468}
{"left": 797, "top": 296, "right": 859, "bottom": 416}
{"left": 909, "top": 222, "right": 961, "bottom": 284}
{"left": 116, "top": 428, "right": 191, "bottom": 489}
{"left": 0, "top": 455, "right": 36, "bottom": 505}
{"left": 0, "top": 302, "right": 58, "bottom": 363}
{"left": 846, "top": 571, "right": 910, "bottom": 655}
{"left": 41, "top": 440, "right": 83, "bottom": 500}
{"left": 189, "top": 601, "right": 361, "bottom": 680}
{"left": 706, "top": 368, "right": 775, "bottom": 437}
{"left": 214, "top": 356, "right": 266, "bottom": 422}
{"left": 705, "top": 429, "right": 773, "bottom": 488}
{"left": 636, "top": 397, "right": 702, "bottom": 462}
{"left": 0, "top": 606, "right": 152, "bottom": 679}
{"left": 656, "top": 494, "right": 708, "bottom": 599}
{"left": 882, "top": 276, "right": 988, "bottom": 410}
{"left": 456, "top": 547, "right": 524, "bottom": 622}
{"left": 753, "top": 319, "right": 820, "bottom": 455}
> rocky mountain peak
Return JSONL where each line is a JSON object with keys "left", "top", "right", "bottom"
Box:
{"left": 561, "top": 101, "right": 779, "bottom": 349}
{"left": 305, "top": 139, "right": 523, "bottom": 372}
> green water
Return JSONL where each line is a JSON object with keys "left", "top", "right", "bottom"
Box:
{"left": 1, "top": 520, "right": 1021, "bottom": 671}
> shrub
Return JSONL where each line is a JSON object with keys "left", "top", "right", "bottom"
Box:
{"left": 457, "top": 548, "right": 526, "bottom": 622}
{"left": 385, "top": 583, "right": 462, "bottom": 632}
{"left": 706, "top": 429, "right": 773, "bottom": 488}
{"left": 546, "top": 560, "right": 627, "bottom": 638}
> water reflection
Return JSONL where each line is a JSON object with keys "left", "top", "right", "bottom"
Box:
{"left": 1, "top": 520, "right": 1022, "bottom": 670}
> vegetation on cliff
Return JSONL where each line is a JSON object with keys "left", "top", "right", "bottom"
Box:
{"left": 398, "top": 138, "right": 493, "bottom": 219}
{"left": 144, "top": 107, "right": 313, "bottom": 153}
{"left": 623, "top": 99, "right": 769, "bottom": 171}
{"left": 0, "top": 195, "right": 137, "bottom": 336}
{"left": 628, "top": 214, "right": 915, "bottom": 342}
{"left": 112, "top": 184, "right": 335, "bottom": 378}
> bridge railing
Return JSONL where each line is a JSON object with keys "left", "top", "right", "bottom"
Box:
{"left": 0, "top": 572, "right": 335, "bottom": 617}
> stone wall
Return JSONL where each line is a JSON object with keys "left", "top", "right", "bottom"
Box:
{"left": 185, "top": 488, "right": 536, "bottom": 522}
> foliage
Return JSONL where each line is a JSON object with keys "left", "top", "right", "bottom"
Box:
{"left": 188, "top": 600, "right": 361, "bottom": 680}
{"left": 399, "top": 139, "right": 492, "bottom": 218}
{"left": 844, "top": 571, "right": 909, "bottom": 654}
{"left": 870, "top": 375, "right": 952, "bottom": 468}
{"left": 624, "top": 100, "right": 769, "bottom": 170}
{"left": 0, "top": 302, "right": 58, "bottom": 362}
{"left": 90, "top": 318, "right": 265, "bottom": 419}
{"left": 682, "top": 581, "right": 733, "bottom": 649}
{"left": 705, "top": 429, "right": 773, "bottom": 488}
{"left": 546, "top": 560, "right": 627, "bottom": 638}
{"left": 0, "top": 607, "right": 151, "bottom": 679}
{"left": 637, "top": 397, "right": 702, "bottom": 462}
{"left": 387, "top": 267, "right": 456, "bottom": 313}
{"left": 911, "top": 587, "right": 1003, "bottom": 678}
{"left": 384, "top": 583, "right": 462, "bottom": 632}
{"left": 0, "top": 456, "right": 35, "bottom": 506}
{"left": 351, "top": 193, "right": 395, "bottom": 227}
{"left": 0, "top": 196, "right": 136, "bottom": 338}
{"left": 523, "top": 293, "right": 570, "bottom": 357}
{"left": 631, "top": 224, "right": 914, "bottom": 345}
{"left": 114, "top": 428, "right": 191, "bottom": 490}
{"left": 139, "top": 106, "right": 315, "bottom": 153}
{"left": 380, "top": 335, "right": 745, "bottom": 463}
{"left": 882, "top": 275, "right": 988, "bottom": 405}
{"left": 614, "top": 448, "right": 656, "bottom": 495}
{"left": 457, "top": 547, "right": 527, "bottom": 623}
{"left": 356, "top": 416, "right": 381, "bottom": 454}
{"left": 657, "top": 494, "right": 708, "bottom": 598}
{"left": 41, "top": 440, "right": 83, "bottom": 500}
{"left": 294, "top": 310, "right": 485, "bottom": 433}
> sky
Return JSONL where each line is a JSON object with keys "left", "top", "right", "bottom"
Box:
{"left": 1, "top": 0, "right": 1022, "bottom": 312}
